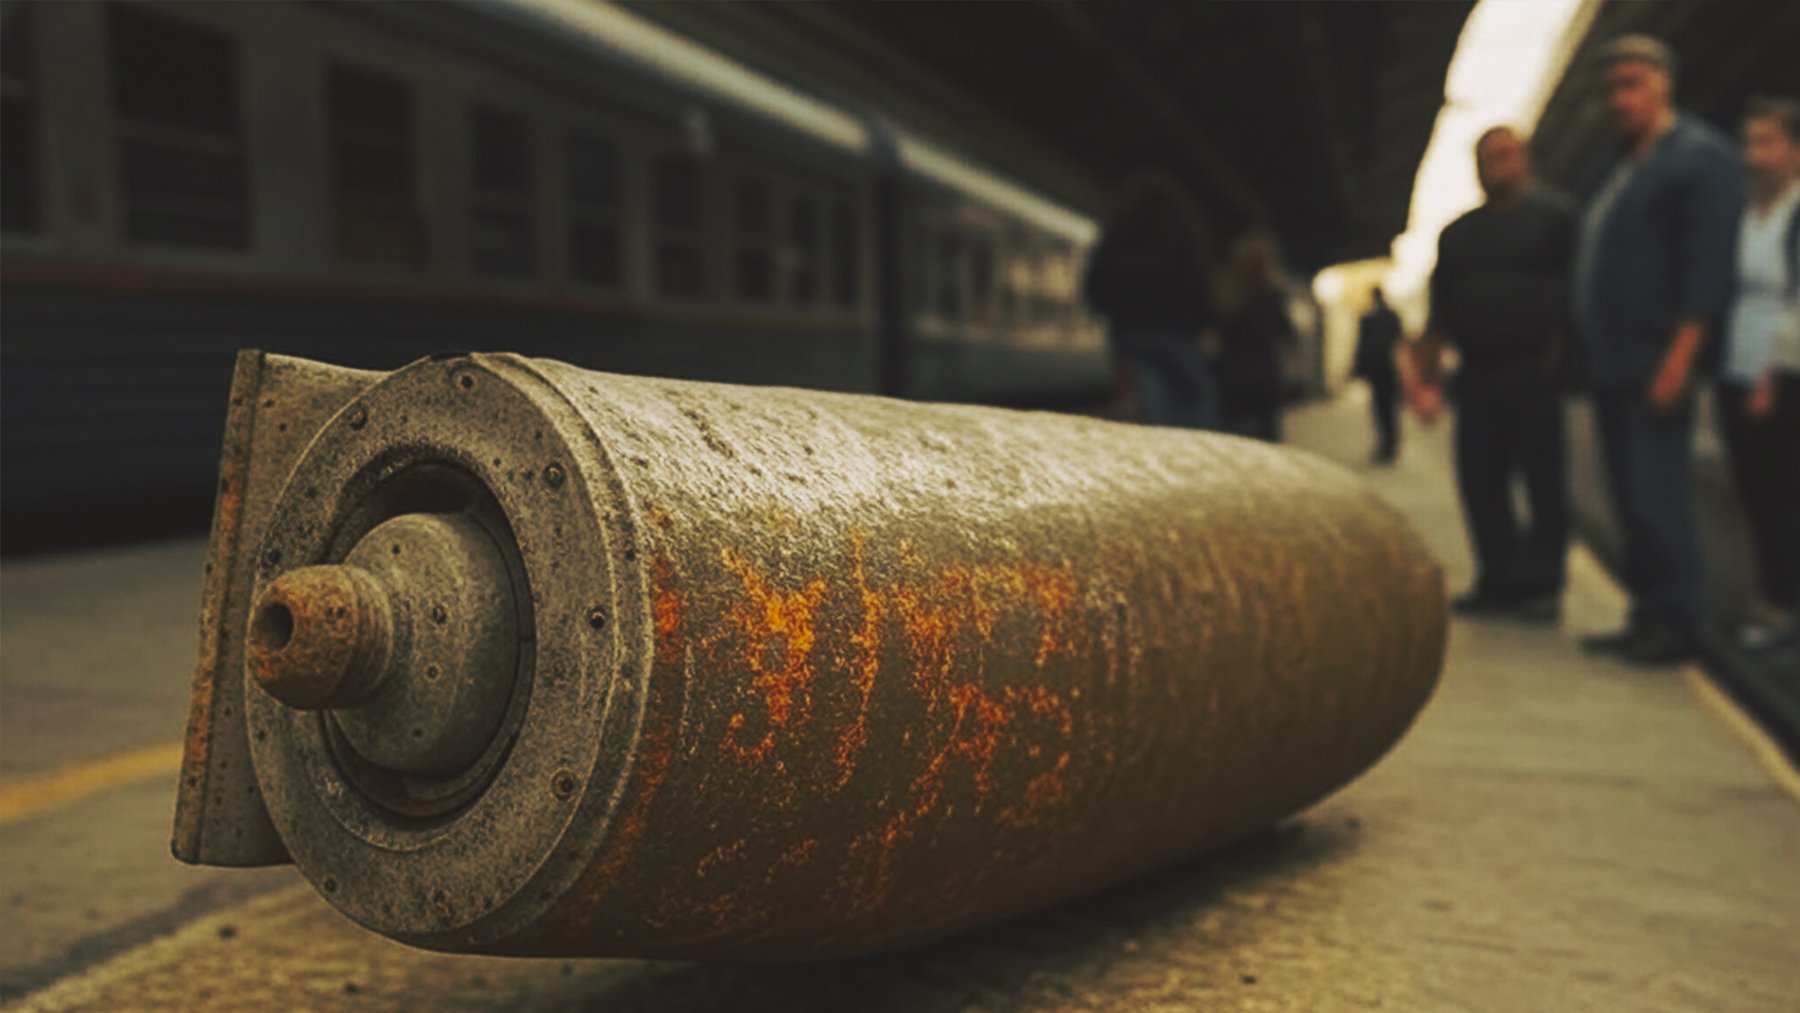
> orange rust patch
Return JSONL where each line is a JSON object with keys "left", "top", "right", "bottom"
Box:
{"left": 999, "top": 750, "right": 1073, "bottom": 828}
{"left": 1007, "top": 683, "right": 1075, "bottom": 737}
{"left": 776, "top": 838, "right": 819, "bottom": 868}
{"left": 652, "top": 552, "right": 685, "bottom": 671}
{"left": 180, "top": 470, "right": 240, "bottom": 791}
{"left": 945, "top": 682, "right": 1010, "bottom": 798}
{"left": 576, "top": 700, "right": 676, "bottom": 919}
{"left": 686, "top": 888, "right": 751, "bottom": 931}
{"left": 834, "top": 552, "right": 1086, "bottom": 913}
{"left": 1023, "top": 563, "right": 1079, "bottom": 665}
{"left": 720, "top": 548, "right": 829, "bottom": 763}
{"left": 695, "top": 837, "right": 747, "bottom": 879}
{"left": 833, "top": 533, "right": 885, "bottom": 786}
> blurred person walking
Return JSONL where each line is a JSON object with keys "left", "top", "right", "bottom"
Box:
{"left": 1411, "top": 127, "right": 1577, "bottom": 621}
{"left": 1717, "top": 96, "right": 1800, "bottom": 650}
{"left": 1216, "top": 233, "right": 1298, "bottom": 441}
{"left": 1082, "top": 172, "right": 1218, "bottom": 429}
{"left": 1574, "top": 36, "right": 1742, "bottom": 665}
{"left": 1355, "top": 287, "right": 1403, "bottom": 464}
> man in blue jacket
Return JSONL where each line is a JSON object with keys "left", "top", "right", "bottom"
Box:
{"left": 1576, "top": 36, "right": 1743, "bottom": 665}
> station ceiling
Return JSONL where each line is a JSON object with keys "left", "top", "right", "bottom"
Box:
{"left": 627, "top": 0, "right": 1800, "bottom": 277}
{"left": 624, "top": 1, "right": 1476, "bottom": 274}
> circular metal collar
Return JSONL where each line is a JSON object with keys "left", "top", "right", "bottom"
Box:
{"left": 244, "top": 354, "right": 648, "bottom": 948}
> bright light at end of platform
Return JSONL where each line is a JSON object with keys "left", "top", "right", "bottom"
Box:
{"left": 1376, "top": 0, "right": 1600, "bottom": 329}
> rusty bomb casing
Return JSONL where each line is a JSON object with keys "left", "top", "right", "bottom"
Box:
{"left": 173, "top": 350, "right": 1446, "bottom": 960}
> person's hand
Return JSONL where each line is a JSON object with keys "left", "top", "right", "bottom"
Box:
{"left": 1410, "top": 382, "right": 1445, "bottom": 426}
{"left": 1646, "top": 348, "right": 1693, "bottom": 412}
{"left": 1748, "top": 372, "right": 1777, "bottom": 420}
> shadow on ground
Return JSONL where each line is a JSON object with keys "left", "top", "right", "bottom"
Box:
{"left": 531, "top": 816, "right": 1359, "bottom": 1013}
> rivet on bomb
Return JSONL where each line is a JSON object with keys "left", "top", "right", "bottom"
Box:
{"left": 551, "top": 770, "right": 577, "bottom": 800}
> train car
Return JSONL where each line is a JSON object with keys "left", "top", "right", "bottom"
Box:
{"left": 0, "top": 0, "right": 1107, "bottom": 549}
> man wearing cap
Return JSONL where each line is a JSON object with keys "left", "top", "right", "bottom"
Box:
{"left": 1575, "top": 36, "right": 1742, "bottom": 664}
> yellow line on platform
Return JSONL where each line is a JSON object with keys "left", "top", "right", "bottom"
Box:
{"left": 0, "top": 742, "right": 185, "bottom": 826}
{"left": 1684, "top": 669, "right": 1800, "bottom": 804}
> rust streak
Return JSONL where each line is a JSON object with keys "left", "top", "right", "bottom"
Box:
{"left": 695, "top": 837, "right": 747, "bottom": 879}
{"left": 999, "top": 751, "right": 1073, "bottom": 828}
{"left": 720, "top": 549, "right": 829, "bottom": 763}
{"left": 833, "top": 533, "right": 885, "bottom": 787}
{"left": 583, "top": 712, "right": 674, "bottom": 904}
{"left": 776, "top": 838, "right": 818, "bottom": 869}
{"left": 1024, "top": 563, "right": 1079, "bottom": 666}
{"left": 567, "top": 551, "right": 685, "bottom": 918}
{"left": 837, "top": 555, "right": 1084, "bottom": 912}
{"left": 178, "top": 460, "right": 247, "bottom": 817}
{"left": 652, "top": 551, "right": 685, "bottom": 672}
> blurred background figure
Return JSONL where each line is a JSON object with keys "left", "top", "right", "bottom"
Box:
{"left": 1718, "top": 95, "right": 1800, "bottom": 652}
{"left": 1354, "top": 286, "right": 1403, "bottom": 463}
{"left": 1082, "top": 171, "right": 1217, "bottom": 429}
{"left": 1574, "top": 35, "right": 1741, "bottom": 665}
{"left": 1412, "top": 126, "right": 1576, "bottom": 621}
{"left": 1216, "top": 231, "right": 1298, "bottom": 441}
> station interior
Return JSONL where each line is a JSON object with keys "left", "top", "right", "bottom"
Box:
{"left": 2, "top": 1, "right": 1798, "bottom": 1010}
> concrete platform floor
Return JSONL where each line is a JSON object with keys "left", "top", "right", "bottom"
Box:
{"left": 2, "top": 391, "right": 1796, "bottom": 1011}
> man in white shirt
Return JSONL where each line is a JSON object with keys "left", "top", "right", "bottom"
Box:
{"left": 1718, "top": 96, "right": 1800, "bottom": 649}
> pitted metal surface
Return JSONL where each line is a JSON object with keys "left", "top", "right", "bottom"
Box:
{"left": 178, "top": 351, "right": 1446, "bottom": 961}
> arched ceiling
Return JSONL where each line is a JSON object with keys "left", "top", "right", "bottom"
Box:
{"left": 623, "top": 1, "right": 1476, "bottom": 273}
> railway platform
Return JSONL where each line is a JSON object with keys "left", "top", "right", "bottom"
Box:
{"left": 2, "top": 389, "right": 1796, "bottom": 1012}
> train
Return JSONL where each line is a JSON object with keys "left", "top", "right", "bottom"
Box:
{"left": 0, "top": 0, "right": 1110, "bottom": 549}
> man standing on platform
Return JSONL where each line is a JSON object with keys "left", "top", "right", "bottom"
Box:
{"left": 1716, "top": 96, "right": 1800, "bottom": 651}
{"left": 1411, "top": 126, "right": 1577, "bottom": 622}
{"left": 1575, "top": 36, "right": 1742, "bottom": 664}
{"left": 1355, "top": 287, "right": 1403, "bottom": 464}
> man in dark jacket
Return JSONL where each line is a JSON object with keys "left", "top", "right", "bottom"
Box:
{"left": 1355, "top": 287, "right": 1402, "bottom": 464}
{"left": 1575, "top": 36, "right": 1743, "bottom": 664}
{"left": 1082, "top": 172, "right": 1218, "bottom": 429}
{"left": 1412, "top": 127, "right": 1577, "bottom": 621}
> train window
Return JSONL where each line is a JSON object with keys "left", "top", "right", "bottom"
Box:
{"left": 107, "top": 4, "right": 248, "bottom": 249}
{"left": 786, "top": 192, "right": 820, "bottom": 306}
{"left": 1, "top": 3, "right": 37, "bottom": 234}
{"left": 907, "top": 222, "right": 929, "bottom": 316}
{"left": 969, "top": 235, "right": 995, "bottom": 323}
{"left": 469, "top": 106, "right": 535, "bottom": 279}
{"left": 936, "top": 231, "right": 965, "bottom": 321}
{"left": 733, "top": 175, "right": 774, "bottom": 303}
{"left": 651, "top": 155, "right": 703, "bottom": 299}
{"left": 327, "top": 63, "right": 422, "bottom": 268}
{"left": 1000, "top": 229, "right": 1031, "bottom": 326}
{"left": 567, "top": 128, "right": 622, "bottom": 289}
{"left": 828, "top": 199, "right": 859, "bottom": 309}
{"left": 1036, "top": 242, "right": 1072, "bottom": 326}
